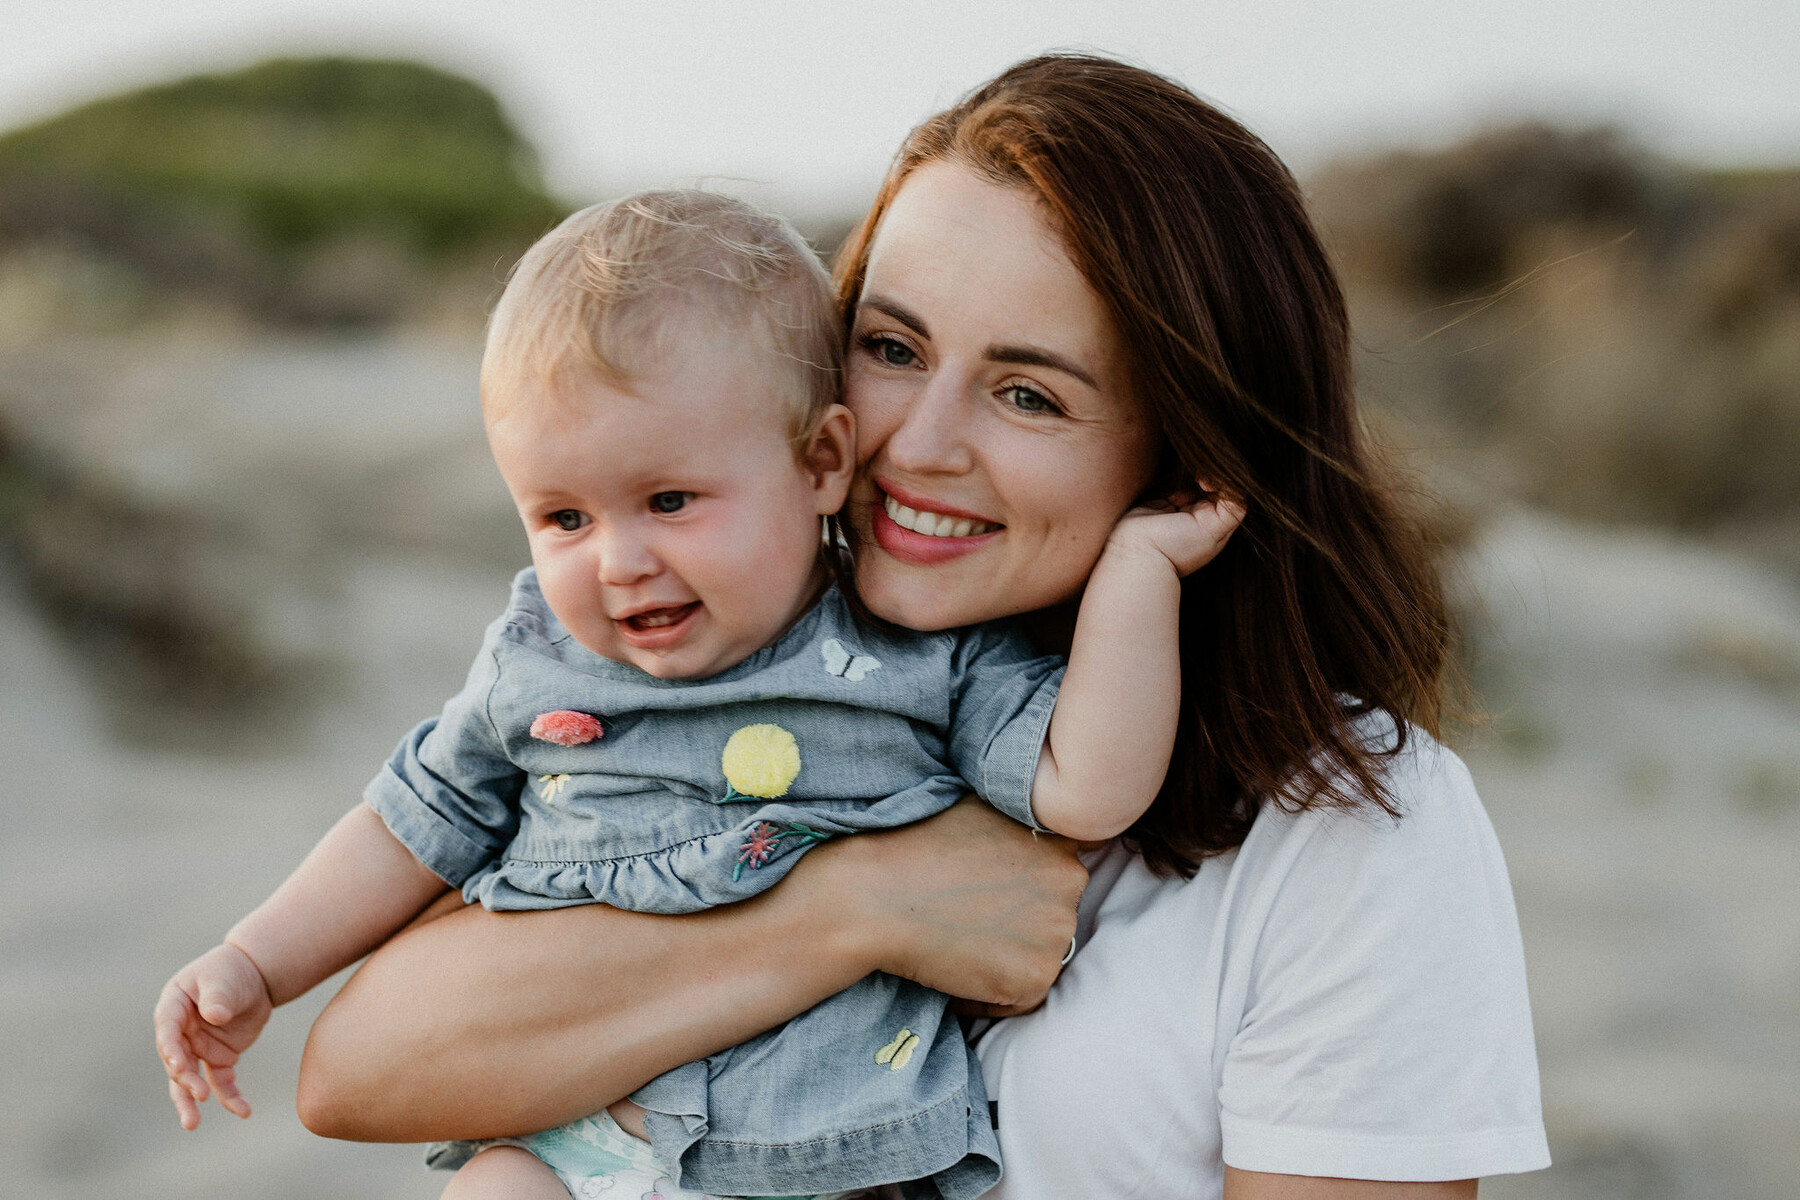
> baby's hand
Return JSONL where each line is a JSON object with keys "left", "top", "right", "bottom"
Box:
{"left": 152, "top": 943, "right": 273, "bottom": 1130}
{"left": 1104, "top": 486, "right": 1246, "bottom": 578}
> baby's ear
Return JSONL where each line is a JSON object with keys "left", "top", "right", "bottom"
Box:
{"left": 805, "top": 404, "right": 857, "bottom": 512}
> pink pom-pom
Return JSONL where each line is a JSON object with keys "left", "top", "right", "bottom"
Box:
{"left": 530, "top": 710, "right": 606, "bottom": 746}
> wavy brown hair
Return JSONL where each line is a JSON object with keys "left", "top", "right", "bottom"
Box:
{"left": 835, "top": 54, "right": 1452, "bottom": 876}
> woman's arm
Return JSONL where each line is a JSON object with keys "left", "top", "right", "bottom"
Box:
{"left": 296, "top": 797, "right": 1085, "bottom": 1142}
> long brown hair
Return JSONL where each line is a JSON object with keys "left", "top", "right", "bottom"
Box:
{"left": 836, "top": 54, "right": 1452, "bottom": 876}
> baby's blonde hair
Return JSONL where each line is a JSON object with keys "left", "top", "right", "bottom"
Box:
{"left": 483, "top": 190, "right": 841, "bottom": 447}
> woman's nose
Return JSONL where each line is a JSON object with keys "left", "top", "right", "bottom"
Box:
{"left": 882, "top": 373, "right": 975, "bottom": 476}
{"left": 595, "top": 522, "right": 661, "bottom": 586}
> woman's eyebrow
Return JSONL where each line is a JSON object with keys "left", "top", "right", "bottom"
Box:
{"left": 863, "top": 293, "right": 1097, "bottom": 389}
{"left": 860, "top": 295, "right": 929, "bottom": 337}
{"left": 983, "top": 343, "right": 1097, "bottom": 389}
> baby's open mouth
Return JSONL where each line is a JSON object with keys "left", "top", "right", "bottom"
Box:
{"left": 881, "top": 494, "right": 1000, "bottom": 538}
{"left": 623, "top": 602, "right": 699, "bottom": 630}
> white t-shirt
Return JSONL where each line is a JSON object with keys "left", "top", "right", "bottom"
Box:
{"left": 974, "top": 722, "right": 1549, "bottom": 1198}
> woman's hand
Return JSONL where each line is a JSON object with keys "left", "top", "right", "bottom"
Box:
{"left": 297, "top": 798, "right": 1086, "bottom": 1143}
{"left": 804, "top": 796, "right": 1089, "bottom": 1014}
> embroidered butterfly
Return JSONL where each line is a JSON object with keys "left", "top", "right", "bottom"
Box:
{"left": 875, "top": 1026, "right": 921, "bottom": 1071}
{"left": 821, "top": 637, "right": 882, "bottom": 682}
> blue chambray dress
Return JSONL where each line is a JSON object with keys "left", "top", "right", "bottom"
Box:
{"left": 367, "top": 569, "right": 1062, "bottom": 1200}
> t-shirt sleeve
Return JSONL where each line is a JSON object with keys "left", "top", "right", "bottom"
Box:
{"left": 944, "top": 621, "right": 1064, "bottom": 828}
{"left": 363, "top": 611, "right": 524, "bottom": 888}
{"left": 1217, "top": 737, "right": 1551, "bottom": 1181}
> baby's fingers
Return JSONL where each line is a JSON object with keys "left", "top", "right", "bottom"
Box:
{"left": 204, "top": 1061, "right": 252, "bottom": 1119}
{"left": 1198, "top": 495, "right": 1246, "bottom": 539}
{"left": 169, "top": 1077, "right": 202, "bottom": 1131}
{"left": 152, "top": 984, "right": 209, "bottom": 1102}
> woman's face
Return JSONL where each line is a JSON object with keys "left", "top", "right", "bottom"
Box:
{"left": 844, "top": 160, "right": 1160, "bottom": 631}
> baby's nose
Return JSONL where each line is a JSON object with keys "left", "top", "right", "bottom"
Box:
{"left": 595, "top": 526, "right": 661, "bottom": 585}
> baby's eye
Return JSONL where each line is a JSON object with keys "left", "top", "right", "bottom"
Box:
{"left": 1001, "top": 384, "right": 1058, "bottom": 415}
{"left": 550, "top": 509, "right": 587, "bottom": 531}
{"left": 862, "top": 335, "right": 918, "bottom": 368}
{"left": 649, "top": 492, "right": 693, "bottom": 514}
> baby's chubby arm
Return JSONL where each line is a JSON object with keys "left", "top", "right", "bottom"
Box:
{"left": 1030, "top": 489, "right": 1246, "bottom": 841}
{"left": 152, "top": 803, "right": 447, "bottom": 1129}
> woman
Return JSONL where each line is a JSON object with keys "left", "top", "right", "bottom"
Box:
{"left": 298, "top": 55, "right": 1547, "bottom": 1198}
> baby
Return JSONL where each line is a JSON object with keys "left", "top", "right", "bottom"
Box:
{"left": 154, "top": 191, "right": 1226, "bottom": 1200}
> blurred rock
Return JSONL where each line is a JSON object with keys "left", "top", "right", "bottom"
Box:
{"left": 0, "top": 330, "right": 520, "bottom": 746}
{"left": 1313, "top": 127, "right": 1800, "bottom": 535}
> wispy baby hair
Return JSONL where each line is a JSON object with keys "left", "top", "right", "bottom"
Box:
{"left": 483, "top": 189, "right": 841, "bottom": 445}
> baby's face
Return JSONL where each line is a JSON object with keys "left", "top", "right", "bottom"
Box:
{"left": 488, "top": 326, "right": 851, "bottom": 680}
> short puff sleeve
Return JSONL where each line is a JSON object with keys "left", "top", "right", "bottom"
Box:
{"left": 363, "top": 612, "right": 523, "bottom": 887}
{"left": 944, "top": 621, "right": 1063, "bottom": 829}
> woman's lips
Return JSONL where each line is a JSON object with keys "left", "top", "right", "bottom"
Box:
{"left": 870, "top": 488, "right": 1002, "bottom": 565}
{"left": 881, "top": 493, "right": 1000, "bottom": 538}
{"left": 616, "top": 601, "right": 701, "bottom": 649}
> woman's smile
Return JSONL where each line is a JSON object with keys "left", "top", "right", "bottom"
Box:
{"left": 868, "top": 478, "right": 1004, "bottom": 564}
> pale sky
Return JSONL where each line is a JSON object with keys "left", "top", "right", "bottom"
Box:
{"left": 5, "top": 0, "right": 1796, "bottom": 216}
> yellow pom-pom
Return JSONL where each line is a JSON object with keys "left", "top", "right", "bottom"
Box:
{"left": 721, "top": 724, "right": 802, "bottom": 799}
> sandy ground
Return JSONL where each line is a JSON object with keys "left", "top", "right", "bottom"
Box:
{"left": 2, "top": 335, "right": 1796, "bottom": 1197}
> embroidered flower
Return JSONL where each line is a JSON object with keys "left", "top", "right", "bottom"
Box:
{"left": 875, "top": 1026, "right": 921, "bottom": 1071}
{"left": 531, "top": 710, "right": 606, "bottom": 746}
{"left": 730, "top": 821, "right": 830, "bottom": 882}
{"left": 720, "top": 723, "right": 801, "bottom": 800}
{"left": 538, "top": 773, "right": 572, "bottom": 801}
{"left": 734, "top": 822, "right": 784, "bottom": 880}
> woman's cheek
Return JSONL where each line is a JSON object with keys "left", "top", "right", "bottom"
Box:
{"left": 843, "top": 371, "right": 907, "bottom": 464}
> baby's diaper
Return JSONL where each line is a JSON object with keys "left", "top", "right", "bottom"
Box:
{"left": 526, "top": 1109, "right": 871, "bottom": 1200}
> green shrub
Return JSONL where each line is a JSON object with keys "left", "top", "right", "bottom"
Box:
{"left": 0, "top": 56, "right": 562, "bottom": 254}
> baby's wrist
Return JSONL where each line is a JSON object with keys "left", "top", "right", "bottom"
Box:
{"left": 1093, "top": 536, "right": 1183, "bottom": 588}
{"left": 218, "top": 936, "right": 277, "bottom": 1008}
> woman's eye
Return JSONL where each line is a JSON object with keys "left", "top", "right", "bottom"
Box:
{"left": 649, "top": 492, "right": 692, "bottom": 514}
{"left": 550, "top": 510, "right": 587, "bottom": 531}
{"left": 864, "top": 335, "right": 918, "bottom": 368}
{"left": 1002, "top": 384, "right": 1057, "bottom": 414}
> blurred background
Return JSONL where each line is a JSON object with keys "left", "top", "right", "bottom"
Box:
{"left": 2, "top": 2, "right": 1796, "bottom": 1197}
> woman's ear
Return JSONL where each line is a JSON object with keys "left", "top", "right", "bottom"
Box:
{"left": 805, "top": 404, "right": 858, "bottom": 514}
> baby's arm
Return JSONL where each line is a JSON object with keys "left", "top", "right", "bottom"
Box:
{"left": 154, "top": 803, "right": 447, "bottom": 1129}
{"left": 1030, "top": 491, "right": 1245, "bottom": 841}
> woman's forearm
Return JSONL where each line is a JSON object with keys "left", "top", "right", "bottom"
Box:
{"left": 296, "top": 877, "right": 867, "bottom": 1141}
{"left": 297, "top": 798, "right": 1086, "bottom": 1143}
